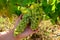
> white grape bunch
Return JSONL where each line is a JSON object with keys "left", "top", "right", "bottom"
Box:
{"left": 14, "top": 14, "right": 30, "bottom": 36}
{"left": 14, "top": 3, "right": 41, "bottom": 36}
{"left": 30, "top": 12, "right": 41, "bottom": 30}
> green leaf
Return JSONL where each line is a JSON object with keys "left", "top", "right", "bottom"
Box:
{"left": 51, "top": 19, "right": 56, "bottom": 24}
{"left": 43, "top": 5, "right": 52, "bottom": 14}
{"left": 56, "top": 2, "right": 60, "bottom": 10}
{"left": 15, "top": 10, "right": 22, "bottom": 16}
{"left": 42, "top": 0, "right": 47, "bottom": 6}
{"left": 0, "top": 0, "right": 7, "bottom": 10}
{"left": 10, "top": 0, "right": 35, "bottom": 6}
{"left": 52, "top": 4, "right": 56, "bottom": 12}
{"left": 51, "top": 0, "right": 57, "bottom": 5}
{"left": 21, "top": 0, "right": 35, "bottom": 6}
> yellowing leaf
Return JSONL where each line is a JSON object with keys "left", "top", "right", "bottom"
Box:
{"left": 30, "top": 5, "right": 34, "bottom": 9}
{"left": 52, "top": 4, "right": 56, "bottom": 12}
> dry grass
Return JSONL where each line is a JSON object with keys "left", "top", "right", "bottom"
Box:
{"left": 0, "top": 15, "right": 60, "bottom": 40}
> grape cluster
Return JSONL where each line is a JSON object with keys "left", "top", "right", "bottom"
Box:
{"left": 14, "top": 14, "right": 30, "bottom": 36}
{"left": 14, "top": 6, "right": 41, "bottom": 36}
{"left": 30, "top": 12, "right": 41, "bottom": 30}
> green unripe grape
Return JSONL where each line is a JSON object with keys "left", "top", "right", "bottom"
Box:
{"left": 14, "top": 14, "right": 30, "bottom": 36}
{"left": 31, "top": 19, "right": 39, "bottom": 30}
{"left": 30, "top": 12, "right": 41, "bottom": 30}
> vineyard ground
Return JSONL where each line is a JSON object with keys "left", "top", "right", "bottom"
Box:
{"left": 0, "top": 15, "right": 60, "bottom": 40}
